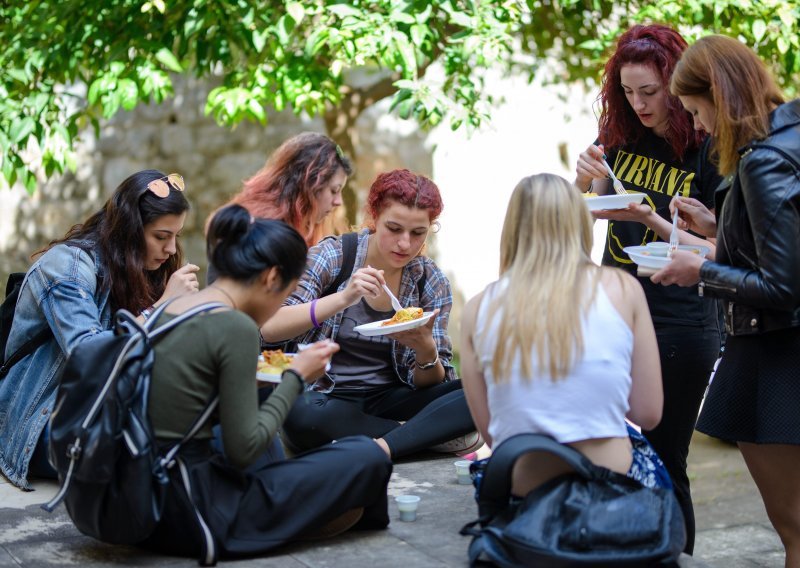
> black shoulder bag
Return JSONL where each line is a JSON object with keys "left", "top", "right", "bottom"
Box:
{"left": 0, "top": 272, "right": 52, "bottom": 379}
{"left": 460, "top": 433, "right": 685, "bottom": 567}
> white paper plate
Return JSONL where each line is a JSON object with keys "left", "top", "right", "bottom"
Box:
{"left": 584, "top": 193, "right": 645, "bottom": 211}
{"left": 623, "top": 245, "right": 711, "bottom": 270}
{"left": 256, "top": 353, "right": 295, "bottom": 383}
{"left": 354, "top": 311, "right": 435, "bottom": 337}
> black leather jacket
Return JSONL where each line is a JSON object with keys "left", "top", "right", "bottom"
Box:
{"left": 699, "top": 99, "right": 800, "bottom": 336}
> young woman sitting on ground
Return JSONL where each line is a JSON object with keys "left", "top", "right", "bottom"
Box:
{"left": 0, "top": 170, "right": 198, "bottom": 490}
{"left": 461, "top": 173, "right": 670, "bottom": 496}
{"left": 142, "top": 204, "right": 392, "bottom": 559}
{"left": 260, "top": 169, "right": 479, "bottom": 460}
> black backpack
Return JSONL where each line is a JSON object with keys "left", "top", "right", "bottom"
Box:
{"left": 0, "top": 272, "right": 51, "bottom": 379}
{"left": 43, "top": 301, "right": 226, "bottom": 565}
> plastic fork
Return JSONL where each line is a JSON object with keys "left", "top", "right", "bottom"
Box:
{"left": 668, "top": 209, "right": 679, "bottom": 257}
{"left": 381, "top": 283, "right": 404, "bottom": 312}
{"left": 601, "top": 157, "right": 627, "bottom": 195}
{"left": 367, "top": 264, "right": 404, "bottom": 312}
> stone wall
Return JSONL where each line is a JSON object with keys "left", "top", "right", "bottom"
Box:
{"left": 0, "top": 76, "right": 434, "bottom": 287}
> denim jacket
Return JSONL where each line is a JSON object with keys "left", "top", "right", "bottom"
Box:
{"left": 0, "top": 243, "right": 112, "bottom": 489}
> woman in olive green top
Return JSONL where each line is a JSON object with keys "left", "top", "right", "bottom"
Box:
{"left": 142, "top": 205, "right": 392, "bottom": 560}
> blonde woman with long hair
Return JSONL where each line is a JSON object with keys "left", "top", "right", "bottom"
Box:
{"left": 460, "top": 173, "right": 667, "bottom": 498}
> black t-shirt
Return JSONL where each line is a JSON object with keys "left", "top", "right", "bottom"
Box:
{"left": 599, "top": 130, "right": 721, "bottom": 327}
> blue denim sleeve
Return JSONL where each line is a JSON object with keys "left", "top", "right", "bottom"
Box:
{"left": 29, "top": 245, "right": 112, "bottom": 356}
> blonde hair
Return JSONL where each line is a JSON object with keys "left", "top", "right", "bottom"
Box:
{"left": 483, "top": 173, "right": 599, "bottom": 382}
{"left": 670, "top": 35, "right": 784, "bottom": 177}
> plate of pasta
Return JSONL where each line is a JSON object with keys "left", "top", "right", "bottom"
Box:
{"left": 354, "top": 308, "right": 435, "bottom": 337}
{"left": 256, "top": 350, "right": 295, "bottom": 383}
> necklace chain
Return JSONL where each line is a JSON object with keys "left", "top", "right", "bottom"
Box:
{"left": 209, "top": 285, "right": 237, "bottom": 310}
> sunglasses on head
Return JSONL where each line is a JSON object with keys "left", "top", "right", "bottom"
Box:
{"left": 146, "top": 173, "right": 185, "bottom": 198}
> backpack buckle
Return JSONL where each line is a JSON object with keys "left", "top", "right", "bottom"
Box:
{"left": 66, "top": 440, "right": 82, "bottom": 460}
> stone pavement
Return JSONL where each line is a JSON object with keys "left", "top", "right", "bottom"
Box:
{"left": 0, "top": 433, "right": 783, "bottom": 567}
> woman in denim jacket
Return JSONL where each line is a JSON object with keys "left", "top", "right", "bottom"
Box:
{"left": 0, "top": 170, "right": 198, "bottom": 489}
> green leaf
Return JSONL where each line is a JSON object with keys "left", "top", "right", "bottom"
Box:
{"left": 390, "top": 12, "right": 416, "bottom": 24}
{"left": 10, "top": 117, "right": 36, "bottom": 144}
{"left": 410, "top": 24, "right": 426, "bottom": 47}
{"left": 286, "top": 2, "right": 305, "bottom": 24}
{"left": 449, "top": 11, "right": 472, "bottom": 28}
{"left": 117, "top": 79, "right": 139, "bottom": 111}
{"left": 777, "top": 36, "right": 789, "bottom": 54}
{"left": 2, "top": 156, "right": 15, "bottom": 186}
{"left": 22, "top": 169, "right": 37, "bottom": 194}
{"left": 326, "top": 4, "right": 360, "bottom": 18}
{"left": 253, "top": 29, "right": 268, "bottom": 53}
{"left": 752, "top": 19, "right": 767, "bottom": 42}
{"left": 155, "top": 47, "right": 183, "bottom": 73}
{"left": 87, "top": 79, "right": 103, "bottom": 105}
{"left": 247, "top": 98, "right": 266, "bottom": 122}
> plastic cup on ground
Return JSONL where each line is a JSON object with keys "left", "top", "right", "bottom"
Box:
{"left": 454, "top": 460, "right": 472, "bottom": 485}
{"left": 395, "top": 495, "right": 421, "bottom": 522}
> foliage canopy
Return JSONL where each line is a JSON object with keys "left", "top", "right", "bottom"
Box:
{"left": 1, "top": 0, "right": 798, "bottom": 194}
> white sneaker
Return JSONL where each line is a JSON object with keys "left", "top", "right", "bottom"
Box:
{"left": 429, "top": 431, "right": 484, "bottom": 456}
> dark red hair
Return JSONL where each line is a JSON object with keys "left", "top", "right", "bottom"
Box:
{"left": 230, "top": 132, "right": 352, "bottom": 246}
{"left": 365, "top": 169, "right": 443, "bottom": 228}
{"left": 598, "top": 24, "right": 703, "bottom": 159}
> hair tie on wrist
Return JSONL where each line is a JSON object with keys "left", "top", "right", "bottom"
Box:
{"left": 310, "top": 298, "right": 321, "bottom": 328}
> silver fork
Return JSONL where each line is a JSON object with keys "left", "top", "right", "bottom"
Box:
{"left": 601, "top": 157, "right": 627, "bottom": 195}
{"left": 668, "top": 209, "right": 679, "bottom": 258}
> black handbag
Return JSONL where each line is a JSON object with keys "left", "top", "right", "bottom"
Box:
{"left": 460, "top": 433, "right": 686, "bottom": 567}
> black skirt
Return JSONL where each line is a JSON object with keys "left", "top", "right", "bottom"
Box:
{"left": 141, "top": 435, "right": 392, "bottom": 560}
{"left": 697, "top": 326, "right": 800, "bottom": 444}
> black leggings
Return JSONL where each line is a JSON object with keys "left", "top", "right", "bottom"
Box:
{"left": 282, "top": 380, "right": 475, "bottom": 459}
{"left": 643, "top": 324, "right": 720, "bottom": 555}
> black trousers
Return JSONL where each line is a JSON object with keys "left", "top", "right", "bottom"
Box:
{"left": 643, "top": 324, "right": 720, "bottom": 555}
{"left": 283, "top": 380, "right": 476, "bottom": 459}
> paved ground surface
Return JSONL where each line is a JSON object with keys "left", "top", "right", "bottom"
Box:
{"left": 0, "top": 432, "right": 783, "bottom": 567}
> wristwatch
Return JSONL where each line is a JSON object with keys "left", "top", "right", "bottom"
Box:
{"left": 416, "top": 355, "right": 439, "bottom": 370}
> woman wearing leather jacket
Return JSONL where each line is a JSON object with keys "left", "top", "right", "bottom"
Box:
{"left": 655, "top": 35, "right": 800, "bottom": 565}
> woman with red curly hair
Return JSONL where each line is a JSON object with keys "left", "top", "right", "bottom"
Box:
{"left": 574, "top": 24, "right": 722, "bottom": 554}
{"left": 261, "top": 169, "right": 478, "bottom": 460}
{"left": 223, "top": 131, "right": 352, "bottom": 247}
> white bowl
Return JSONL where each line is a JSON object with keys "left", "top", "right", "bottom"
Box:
{"left": 623, "top": 245, "right": 710, "bottom": 270}
{"left": 584, "top": 192, "right": 645, "bottom": 211}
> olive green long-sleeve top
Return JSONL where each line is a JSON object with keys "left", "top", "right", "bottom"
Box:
{"left": 149, "top": 309, "right": 303, "bottom": 469}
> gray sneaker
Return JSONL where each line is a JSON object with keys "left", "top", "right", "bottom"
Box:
{"left": 429, "top": 431, "right": 484, "bottom": 456}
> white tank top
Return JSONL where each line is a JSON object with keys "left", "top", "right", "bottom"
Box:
{"left": 474, "top": 278, "right": 633, "bottom": 446}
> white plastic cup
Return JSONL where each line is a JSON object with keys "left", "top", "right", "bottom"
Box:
{"left": 395, "top": 495, "right": 421, "bottom": 522}
{"left": 454, "top": 460, "right": 472, "bottom": 485}
{"left": 645, "top": 242, "right": 670, "bottom": 257}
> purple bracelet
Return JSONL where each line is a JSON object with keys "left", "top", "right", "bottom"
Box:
{"left": 310, "top": 298, "right": 320, "bottom": 328}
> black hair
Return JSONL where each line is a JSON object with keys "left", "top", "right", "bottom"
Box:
{"left": 206, "top": 204, "right": 307, "bottom": 288}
